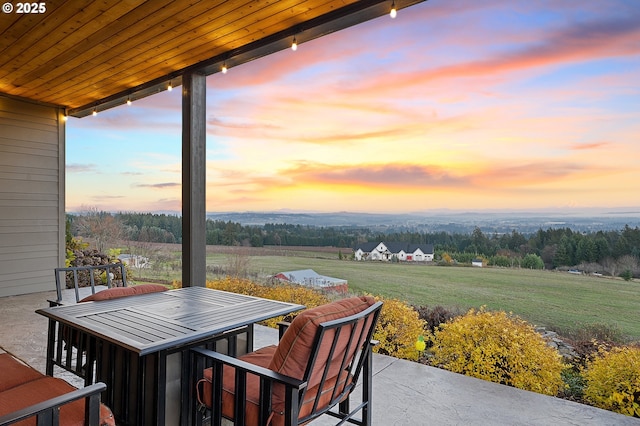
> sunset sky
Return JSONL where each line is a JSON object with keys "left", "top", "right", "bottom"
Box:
{"left": 66, "top": 0, "right": 640, "bottom": 214}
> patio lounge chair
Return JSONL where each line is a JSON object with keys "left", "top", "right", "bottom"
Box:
{"left": 190, "top": 296, "right": 383, "bottom": 426}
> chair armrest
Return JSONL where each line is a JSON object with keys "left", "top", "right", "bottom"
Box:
{"left": 277, "top": 321, "right": 291, "bottom": 340}
{"left": 191, "top": 347, "right": 307, "bottom": 426}
{"left": 0, "top": 382, "right": 107, "bottom": 426}
{"left": 191, "top": 347, "right": 305, "bottom": 389}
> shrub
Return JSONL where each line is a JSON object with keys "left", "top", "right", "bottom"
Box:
{"left": 430, "top": 308, "right": 565, "bottom": 395}
{"left": 582, "top": 346, "right": 640, "bottom": 417}
{"left": 206, "top": 276, "right": 264, "bottom": 295}
{"left": 205, "top": 277, "right": 329, "bottom": 327}
{"left": 559, "top": 367, "right": 585, "bottom": 402}
{"left": 620, "top": 269, "right": 633, "bottom": 281}
{"left": 414, "top": 305, "right": 463, "bottom": 333}
{"left": 521, "top": 253, "right": 544, "bottom": 269}
{"left": 372, "top": 296, "right": 429, "bottom": 361}
{"left": 490, "top": 255, "right": 514, "bottom": 268}
{"left": 568, "top": 322, "right": 626, "bottom": 345}
{"left": 558, "top": 323, "right": 625, "bottom": 370}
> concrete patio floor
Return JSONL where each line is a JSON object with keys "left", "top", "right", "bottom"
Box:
{"left": 0, "top": 291, "right": 638, "bottom": 426}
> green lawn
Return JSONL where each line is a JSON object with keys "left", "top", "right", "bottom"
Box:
{"left": 132, "top": 245, "right": 640, "bottom": 341}
{"left": 245, "top": 256, "right": 640, "bottom": 341}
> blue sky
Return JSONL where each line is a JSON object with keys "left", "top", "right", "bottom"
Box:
{"left": 66, "top": 0, "right": 640, "bottom": 214}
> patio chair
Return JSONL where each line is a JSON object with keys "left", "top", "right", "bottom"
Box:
{"left": 52, "top": 263, "right": 128, "bottom": 306}
{"left": 190, "top": 296, "right": 383, "bottom": 426}
{"left": 48, "top": 263, "right": 167, "bottom": 384}
{"left": 0, "top": 352, "right": 114, "bottom": 426}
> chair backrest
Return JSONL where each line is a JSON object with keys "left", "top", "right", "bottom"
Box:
{"left": 54, "top": 263, "right": 127, "bottom": 304}
{"left": 269, "top": 296, "right": 382, "bottom": 423}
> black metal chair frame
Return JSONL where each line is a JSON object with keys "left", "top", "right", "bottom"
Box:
{"left": 47, "top": 263, "right": 128, "bottom": 384}
{"left": 53, "top": 263, "right": 128, "bottom": 306}
{"left": 0, "top": 382, "right": 106, "bottom": 426}
{"left": 190, "top": 300, "right": 383, "bottom": 426}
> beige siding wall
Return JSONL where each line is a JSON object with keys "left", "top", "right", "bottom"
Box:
{"left": 0, "top": 96, "right": 64, "bottom": 297}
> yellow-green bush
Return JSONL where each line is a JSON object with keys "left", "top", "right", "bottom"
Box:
{"left": 372, "top": 296, "right": 428, "bottom": 362}
{"left": 430, "top": 308, "right": 565, "bottom": 395}
{"left": 205, "top": 276, "right": 264, "bottom": 295}
{"left": 582, "top": 346, "right": 640, "bottom": 417}
{"left": 205, "top": 277, "right": 329, "bottom": 327}
{"left": 202, "top": 278, "right": 429, "bottom": 361}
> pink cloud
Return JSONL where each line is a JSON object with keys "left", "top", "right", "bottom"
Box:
{"left": 67, "top": 163, "right": 98, "bottom": 173}
{"left": 134, "top": 182, "right": 180, "bottom": 189}
{"left": 345, "top": 13, "right": 640, "bottom": 96}
{"left": 569, "top": 142, "right": 611, "bottom": 151}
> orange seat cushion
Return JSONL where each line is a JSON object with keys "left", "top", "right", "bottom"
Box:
{"left": 200, "top": 345, "right": 275, "bottom": 424}
{"left": 200, "top": 346, "right": 351, "bottom": 426}
{"left": 0, "top": 354, "right": 44, "bottom": 392}
{"left": 0, "top": 376, "right": 114, "bottom": 426}
{"left": 79, "top": 284, "right": 167, "bottom": 302}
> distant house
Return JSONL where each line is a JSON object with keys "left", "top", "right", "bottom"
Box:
{"left": 472, "top": 259, "right": 484, "bottom": 267}
{"left": 274, "top": 269, "right": 348, "bottom": 294}
{"left": 353, "top": 242, "right": 434, "bottom": 262}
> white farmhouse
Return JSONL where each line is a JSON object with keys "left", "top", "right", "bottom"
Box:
{"left": 354, "top": 242, "right": 434, "bottom": 262}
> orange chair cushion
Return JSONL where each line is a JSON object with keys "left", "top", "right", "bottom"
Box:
{"left": 0, "top": 376, "right": 115, "bottom": 426}
{"left": 200, "top": 346, "right": 351, "bottom": 426}
{"left": 79, "top": 284, "right": 167, "bottom": 302}
{"left": 269, "top": 296, "right": 375, "bottom": 383}
{"left": 0, "top": 354, "right": 44, "bottom": 392}
{"left": 200, "top": 345, "right": 275, "bottom": 421}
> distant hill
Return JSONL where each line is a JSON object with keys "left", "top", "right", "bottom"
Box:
{"left": 206, "top": 209, "right": 640, "bottom": 235}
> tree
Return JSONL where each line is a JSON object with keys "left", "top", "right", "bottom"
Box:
{"left": 612, "top": 236, "right": 630, "bottom": 259}
{"left": 540, "top": 244, "right": 557, "bottom": 270}
{"left": 250, "top": 234, "right": 263, "bottom": 247}
{"left": 521, "top": 254, "right": 544, "bottom": 269}
{"left": 470, "top": 227, "right": 488, "bottom": 254}
{"left": 74, "top": 206, "right": 124, "bottom": 252}
{"left": 507, "top": 230, "right": 528, "bottom": 252}
{"left": 553, "top": 236, "right": 573, "bottom": 268}
{"left": 594, "top": 237, "right": 611, "bottom": 262}
{"left": 601, "top": 257, "right": 619, "bottom": 277}
{"left": 617, "top": 255, "right": 639, "bottom": 279}
{"left": 576, "top": 237, "right": 597, "bottom": 263}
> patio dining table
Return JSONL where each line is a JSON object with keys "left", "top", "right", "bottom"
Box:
{"left": 36, "top": 286, "right": 304, "bottom": 426}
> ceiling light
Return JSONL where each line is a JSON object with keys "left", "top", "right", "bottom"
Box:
{"left": 221, "top": 63, "right": 228, "bottom": 74}
{"left": 291, "top": 36, "right": 298, "bottom": 51}
{"left": 92, "top": 109, "right": 97, "bottom": 116}
{"left": 126, "top": 98, "right": 132, "bottom": 106}
{"left": 390, "top": 1, "right": 397, "bottom": 18}
{"left": 167, "top": 82, "right": 173, "bottom": 91}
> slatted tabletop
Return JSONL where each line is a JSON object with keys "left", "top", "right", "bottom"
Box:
{"left": 36, "top": 287, "right": 303, "bottom": 355}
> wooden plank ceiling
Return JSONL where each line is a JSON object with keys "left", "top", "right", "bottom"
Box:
{"left": 0, "top": 0, "right": 424, "bottom": 117}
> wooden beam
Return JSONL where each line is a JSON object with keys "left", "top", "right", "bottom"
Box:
{"left": 181, "top": 72, "right": 206, "bottom": 288}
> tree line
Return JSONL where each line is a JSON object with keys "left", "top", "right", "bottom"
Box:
{"left": 68, "top": 210, "right": 640, "bottom": 275}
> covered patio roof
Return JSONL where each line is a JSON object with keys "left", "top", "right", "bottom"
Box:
{"left": 0, "top": 0, "right": 424, "bottom": 117}
{"left": 1, "top": 0, "right": 426, "bottom": 290}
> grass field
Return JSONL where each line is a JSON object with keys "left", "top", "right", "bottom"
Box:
{"left": 134, "top": 244, "right": 640, "bottom": 341}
